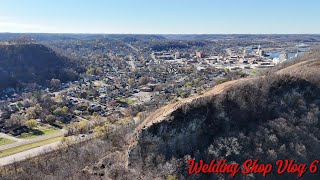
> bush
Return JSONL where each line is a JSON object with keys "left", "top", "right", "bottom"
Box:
{"left": 45, "top": 115, "right": 56, "bottom": 124}
{"left": 53, "top": 106, "right": 69, "bottom": 116}
{"left": 24, "top": 119, "right": 37, "bottom": 129}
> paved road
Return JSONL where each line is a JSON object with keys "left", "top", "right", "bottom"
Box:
{"left": 0, "top": 134, "right": 93, "bottom": 166}
{"left": 0, "top": 133, "right": 22, "bottom": 142}
{"left": 125, "top": 43, "right": 145, "bottom": 61}
{"left": 0, "top": 129, "right": 66, "bottom": 151}
{"left": 128, "top": 56, "right": 136, "bottom": 71}
{"left": 126, "top": 43, "right": 139, "bottom": 53}
{"left": 0, "top": 141, "right": 61, "bottom": 166}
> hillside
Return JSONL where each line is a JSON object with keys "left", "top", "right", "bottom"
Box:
{"left": 2, "top": 50, "right": 320, "bottom": 180}
{"left": 128, "top": 51, "right": 320, "bottom": 179}
{"left": 0, "top": 43, "right": 80, "bottom": 91}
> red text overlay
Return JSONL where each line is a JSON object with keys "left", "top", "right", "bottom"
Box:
{"left": 187, "top": 159, "right": 320, "bottom": 177}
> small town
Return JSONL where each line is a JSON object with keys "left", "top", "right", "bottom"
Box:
{"left": 0, "top": 36, "right": 314, "bottom": 165}
{"left": 0, "top": 0, "right": 320, "bottom": 179}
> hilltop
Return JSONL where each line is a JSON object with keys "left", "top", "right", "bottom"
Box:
{"left": 128, "top": 50, "right": 320, "bottom": 179}
{"left": 0, "top": 43, "right": 81, "bottom": 91}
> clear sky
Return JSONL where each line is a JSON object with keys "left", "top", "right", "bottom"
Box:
{"left": 0, "top": 0, "right": 319, "bottom": 34}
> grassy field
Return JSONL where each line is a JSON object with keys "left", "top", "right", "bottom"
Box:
{"left": 93, "top": 81, "right": 106, "bottom": 87}
{"left": 117, "top": 97, "right": 136, "bottom": 105}
{"left": 0, "top": 136, "right": 63, "bottom": 158}
{"left": 0, "top": 138, "right": 15, "bottom": 146}
{"left": 16, "top": 126, "right": 61, "bottom": 139}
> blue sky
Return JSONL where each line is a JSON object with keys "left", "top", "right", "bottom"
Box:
{"left": 0, "top": 0, "right": 319, "bottom": 34}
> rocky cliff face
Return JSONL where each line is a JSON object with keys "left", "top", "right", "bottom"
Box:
{"left": 130, "top": 105, "right": 208, "bottom": 163}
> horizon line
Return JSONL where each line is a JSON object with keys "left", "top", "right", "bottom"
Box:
{"left": 1, "top": 32, "right": 320, "bottom": 35}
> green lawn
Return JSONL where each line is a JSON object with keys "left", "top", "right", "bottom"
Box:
{"left": 117, "top": 97, "right": 136, "bottom": 105}
{"left": 16, "top": 126, "right": 62, "bottom": 139}
{"left": 93, "top": 81, "right": 106, "bottom": 87}
{"left": 0, "top": 136, "right": 63, "bottom": 158}
{"left": 0, "top": 138, "right": 15, "bottom": 146}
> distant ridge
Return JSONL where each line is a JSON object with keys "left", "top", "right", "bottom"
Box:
{"left": 0, "top": 43, "right": 80, "bottom": 90}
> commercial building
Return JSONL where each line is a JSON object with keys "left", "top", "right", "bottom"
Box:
{"left": 196, "top": 51, "right": 205, "bottom": 58}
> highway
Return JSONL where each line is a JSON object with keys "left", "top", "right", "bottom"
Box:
{"left": 0, "top": 141, "right": 61, "bottom": 166}
{"left": 0, "top": 134, "right": 92, "bottom": 166}
{"left": 0, "top": 130, "right": 66, "bottom": 151}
